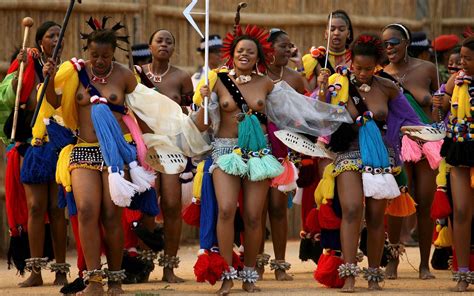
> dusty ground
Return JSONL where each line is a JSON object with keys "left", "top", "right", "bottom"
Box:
{"left": 0, "top": 241, "right": 462, "bottom": 295}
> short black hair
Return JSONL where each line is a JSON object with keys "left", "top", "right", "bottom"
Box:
{"left": 148, "top": 29, "right": 175, "bottom": 45}
{"left": 268, "top": 28, "right": 288, "bottom": 44}
{"left": 462, "top": 36, "right": 474, "bottom": 51}
{"left": 86, "top": 29, "right": 118, "bottom": 50}
{"left": 351, "top": 33, "right": 384, "bottom": 64}
{"left": 35, "top": 21, "right": 60, "bottom": 49}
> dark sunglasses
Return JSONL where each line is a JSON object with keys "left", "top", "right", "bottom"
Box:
{"left": 383, "top": 38, "right": 404, "bottom": 48}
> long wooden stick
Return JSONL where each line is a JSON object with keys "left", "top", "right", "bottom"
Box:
{"left": 11, "top": 17, "right": 34, "bottom": 141}
{"left": 30, "top": 0, "right": 81, "bottom": 128}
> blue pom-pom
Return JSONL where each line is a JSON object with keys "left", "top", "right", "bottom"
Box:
{"left": 20, "top": 143, "right": 57, "bottom": 184}
{"left": 57, "top": 185, "right": 67, "bottom": 209}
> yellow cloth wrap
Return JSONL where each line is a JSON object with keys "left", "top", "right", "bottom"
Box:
{"left": 192, "top": 160, "right": 205, "bottom": 201}
{"left": 328, "top": 73, "right": 349, "bottom": 106}
{"left": 31, "top": 83, "right": 57, "bottom": 145}
{"left": 436, "top": 158, "right": 448, "bottom": 187}
{"left": 434, "top": 224, "right": 452, "bottom": 248}
{"left": 56, "top": 144, "right": 74, "bottom": 192}
{"left": 314, "top": 163, "right": 335, "bottom": 207}
{"left": 451, "top": 80, "right": 471, "bottom": 120}
{"left": 54, "top": 61, "right": 79, "bottom": 130}
{"left": 301, "top": 53, "right": 337, "bottom": 81}
{"left": 192, "top": 68, "right": 225, "bottom": 106}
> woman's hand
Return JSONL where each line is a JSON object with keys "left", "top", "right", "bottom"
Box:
{"left": 317, "top": 68, "right": 330, "bottom": 88}
{"left": 199, "top": 85, "right": 210, "bottom": 100}
{"left": 42, "top": 58, "right": 57, "bottom": 78}
{"left": 16, "top": 49, "right": 27, "bottom": 66}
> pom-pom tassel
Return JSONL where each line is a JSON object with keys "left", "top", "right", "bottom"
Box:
{"left": 433, "top": 224, "right": 452, "bottom": 248}
{"left": 385, "top": 188, "right": 416, "bottom": 217}
{"left": 128, "top": 160, "right": 155, "bottom": 193}
{"left": 314, "top": 250, "right": 345, "bottom": 288}
{"left": 216, "top": 148, "right": 248, "bottom": 176}
{"left": 379, "top": 173, "right": 401, "bottom": 199}
{"left": 271, "top": 158, "right": 294, "bottom": 187}
{"left": 430, "top": 187, "right": 452, "bottom": 219}
{"left": 108, "top": 166, "right": 138, "bottom": 207}
{"left": 247, "top": 155, "right": 267, "bottom": 181}
{"left": 182, "top": 198, "right": 201, "bottom": 227}
{"left": 422, "top": 140, "right": 443, "bottom": 169}
{"left": 401, "top": 135, "right": 422, "bottom": 162}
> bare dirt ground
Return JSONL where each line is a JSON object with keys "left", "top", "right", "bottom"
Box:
{"left": 0, "top": 241, "right": 461, "bottom": 295}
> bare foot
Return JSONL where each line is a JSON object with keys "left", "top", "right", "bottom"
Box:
{"left": 162, "top": 267, "right": 185, "bottom": 283}
{"left": 385, "top": 258, "right": 398, "bottom": 280}
{"left": 256, "top": 266, "right": 264, "bottom": 281}
{"left": 80, "top": 282, "right": 105, "bottom": 295}
{"left": 451, "top": 281, "right": 469, "bottom": 292}
{"left": 340, "top": 276, "right": 355, "bottom": 293}
{"left": 274, "top": 269, "right": 293, "bottom": 281}
{"left": 18, "top": 272, "right": 43, "bottom": 287}
{"left": 368, "top": 281, "right": 382, "bottom": 290}
{"left": 53, "top": 271, "right": 68, "bottom": 286}
{"left": 242, "top": 282, "right": 261, "bottom": 292}
{"left": 216, "top": 279, "right": 233, "bottom": 296}
{"left": 107, "top": 282, "right": 125, "bottom": 295}
{"left": 419, "top": 267, "right": 435, "bottom": 280}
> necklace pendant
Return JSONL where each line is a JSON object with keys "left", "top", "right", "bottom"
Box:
{"left": 155, "top": 76, "right": 162, "bottom": 83}
{"left": 91, "top": 76, "right": 107, "bottom": 84}
{"left": 359, "top": 84, "right": 371, "bottom": 93}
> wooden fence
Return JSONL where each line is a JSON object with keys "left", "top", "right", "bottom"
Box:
{"left": 0, "top": 0, "right": 472, "bottom": 253}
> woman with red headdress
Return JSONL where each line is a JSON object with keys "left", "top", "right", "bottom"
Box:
{"left": 194, "top": 8, "right": 352, "bottom": 292}
{"left": 316, "top": 33, "right": 427, "bottom": 292}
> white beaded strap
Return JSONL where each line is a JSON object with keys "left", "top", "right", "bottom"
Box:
{"left": 239, "top": 266, "right": 259, "bottom": 283}
{"left": 362, "top": 267, "right": 385, "bottom": 283}
{"left": 337, "top": 263, "right": 361, "bottom": 278}
{"left": 269, "top": 259, "right": 291, "bottom": 271}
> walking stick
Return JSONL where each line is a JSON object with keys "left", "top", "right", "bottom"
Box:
{"left": 10, "top": 17, "right": 34, "bottom": 141}
{"left": 30, "top": 0, "right": 81, "bottom": 128}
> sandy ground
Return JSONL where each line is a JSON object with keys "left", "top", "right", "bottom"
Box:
{"left": 0, "top": 241, "right": 462, "bottom": 295}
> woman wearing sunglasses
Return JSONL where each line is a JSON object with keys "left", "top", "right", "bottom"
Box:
{"left": 381, "top": 23, "right": 439, "bottom": 281}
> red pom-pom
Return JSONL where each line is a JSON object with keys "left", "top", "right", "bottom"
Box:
{"left": 194, "top": 251, "right": 211, "bottom": 283}
{"left": 430, "top": 188, "right": 452, "bottom": 219}
{"left": 182, "top": 201, "right": 201, "bottom": 227}
{"left": 305, "top": 208, "right": 321, "bottom": 234}
{"left": 194, "top": 250, "right": 230, "bottom": 285}
{"left": 318, "top": 202, "right": 341, "bottom": 230}
{"left": 314, "top": 251, "right": 345, "bottom": 288}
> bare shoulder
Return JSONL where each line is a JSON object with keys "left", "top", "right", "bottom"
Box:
{"left": 413, "top": 58, "right": 436, "bottom": 72}
{"left": 171, "top": 65, "right": 191, "bottom": 80}
{"left": 114, "top": 62, "right": 137, "bottom": 92}
{"left": 376, "top": 76, "right": 399, "bottom": 97}
{"left": 256, "top": 74, "right": 274, "bottom": 93}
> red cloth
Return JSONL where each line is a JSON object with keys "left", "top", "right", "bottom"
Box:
{"left": 314, "top": 251, "right": 345, "bottom": 288}
{"left": 5, "top": 146, "right": 28, "bottom": 236}
{"left": 6, "top": 50, "right": 37, "bottom": 104}
{"left": 122, "top": 208, "right": 141, "bottom": 249}
{"left": 432, "top": 35, "right": 460, "bottom": 52}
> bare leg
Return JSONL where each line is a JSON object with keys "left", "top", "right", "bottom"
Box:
{"left": 47, "top": 182, "right": 68, "bottom": 285}
{"left": 72, "top": 169, "right": 104, "bottom": 295}
{"left": 160, "top": 173, "right": 184, "bottom": 283}
{"left": 365, "top": 197, "right": 387, "bottom": 290}
{"left": 213, "top": 169, "right": 241, "bottom": 296}
{"left": 413, "top": 159, "right": 436, "bottom": 279}
{"left": 450, "top": 167, "right": 473, "bottom": 292}
{"left": 99, "top": 171, "right": 125, "bottom": 295}
{"left": 241, "top": 177, "right": 269, "bottom": 292}
{"left": 19, "top": 183, "right": 48, "bottom": 287}
{"left": 386, "top": 163, "right": 414, "bottom": 280}
{"left": 256, "top": 196, "right": 268, "bottom": 280}
{"left": 268, "top": 188, "right": 292, "bottom": 281}
{"left": 337, "top": 171, "right": 364, "bottom": 292}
